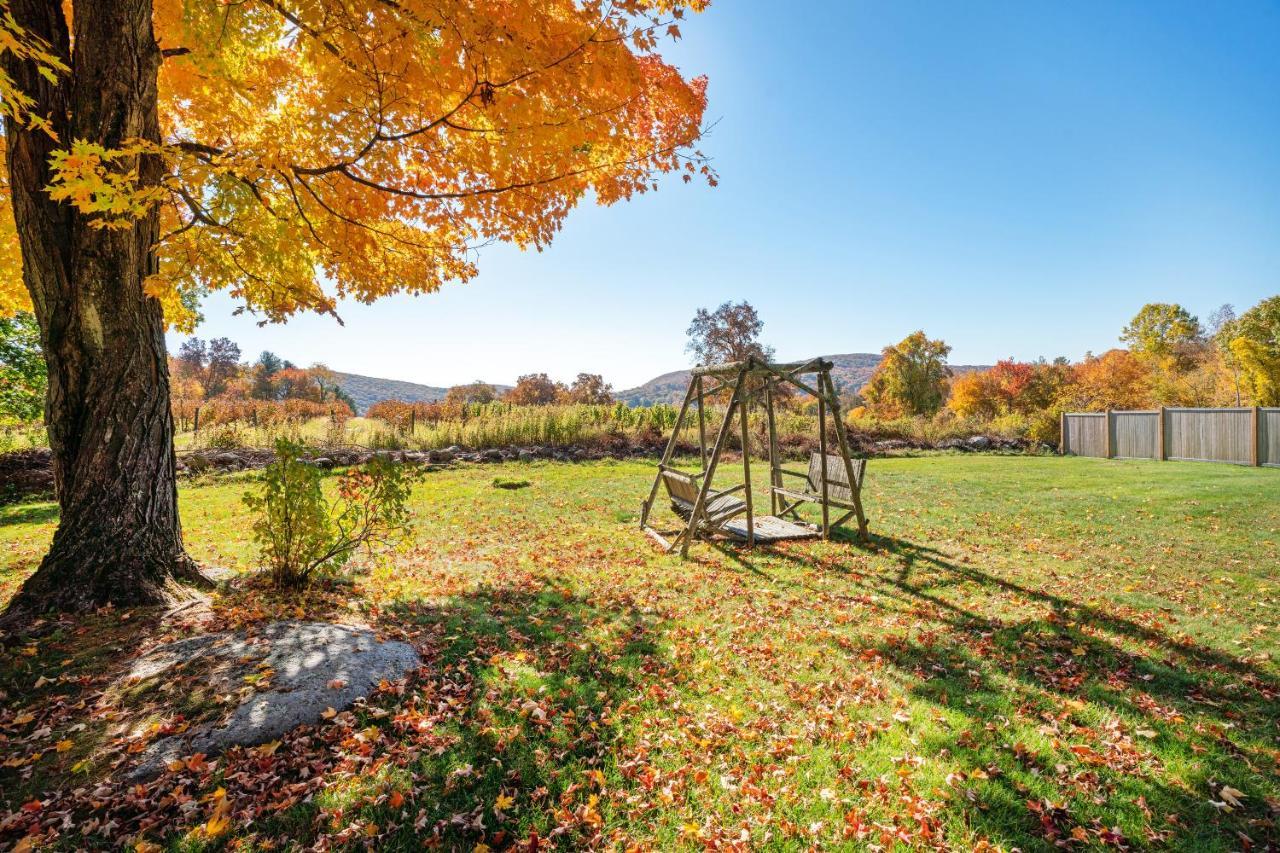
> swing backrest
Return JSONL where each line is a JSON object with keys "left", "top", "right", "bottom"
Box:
{"left": 806, "top": 453, "right": 865, "bottom": 504}
{"left": 661, "top": 469, "right": 702, "bottom": 506}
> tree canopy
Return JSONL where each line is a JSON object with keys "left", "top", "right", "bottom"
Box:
{"left": 685, "top": 301, "right": 774, "bottom": 366}
{"left": 0, "top": 0, "right": 712, "bottom": 328}
{"left": 862, "top": 331, "right": 951, "bottom": 418}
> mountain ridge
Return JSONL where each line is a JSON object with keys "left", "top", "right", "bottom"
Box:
{"left": 335, "top": 354, "right": 991, "bottom": 413}
{"left": 614, "top": 353, "right": 990, "bottom": 406}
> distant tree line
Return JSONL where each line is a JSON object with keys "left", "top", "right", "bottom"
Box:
{"left": 171, "top": 340, "right": 357, "bottom": 413}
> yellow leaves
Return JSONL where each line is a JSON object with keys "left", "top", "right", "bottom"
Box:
{"left": 202, "top": 786, "right": 232, "bottom": 838}
{"left": 55, "top": 738, "right": 74, "bottom": 753}
{"left": 493, "top": 792, "right": 515, "bottom": 811}
{"left": 47, "top": 140, "right": 166, "bottom": 229}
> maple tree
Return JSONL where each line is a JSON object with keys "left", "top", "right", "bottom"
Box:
{"left": 504, "top": 372, "right": 565, "bottom": 406}
{"left": 862, "top": 331, "right": 952, "bottom": 418}
{"left": 0, "top": 0, "right": 711, "bottom": 614}
{"left": 444, "top": 381, "right": 498, "bottom": 407}
{"left": 561, "top": 372, "right": 614, "bottom": 404}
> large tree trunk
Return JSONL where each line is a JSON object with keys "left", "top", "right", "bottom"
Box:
{"left": 3, "top": 0, "right": 208, "bottom": 618}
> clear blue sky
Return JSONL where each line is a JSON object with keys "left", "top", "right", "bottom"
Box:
{"left": 171, "top": 0, "right": 1280, "bottom": 390}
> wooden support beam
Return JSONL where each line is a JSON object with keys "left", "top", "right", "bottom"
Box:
{"left": 679, "top": 370, "right": 746, "bottom": 557}
{"left": 765, "top": 380, "right": 781, "bottom": 516}
{"left": 740, "top": 387, "right": 754, "bottom": 547}
{"left": 823, "top": 370, "right": 869, "bottom": 540}
{"left": 818, "top": 384, "right": 830, "bottom": 540}
{"left": 697, "top": 376, "right": 707, "bottom": 471}
{"left": 1104, "top": 409, "right": 1113, "bottom": 459}
{"left": 641, "top": 378, "right": 697, "bottom": 528}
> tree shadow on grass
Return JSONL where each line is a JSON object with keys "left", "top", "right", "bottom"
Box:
{"left": 0, "top": 501, "right": 59, "bottom": 528}
{"left": 252, "top": 574, "right": 665, "bottom": 850}
{"left": 722, "top": 533, "right": 1280, "bottom": 850}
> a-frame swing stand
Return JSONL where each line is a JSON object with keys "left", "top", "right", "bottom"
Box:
{"left": 639, "top": 356, "right": 869, "bottom": 557}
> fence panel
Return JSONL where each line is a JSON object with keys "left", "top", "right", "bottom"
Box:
{"left": 1165, "top": 408, "right": 1253, "bottom": 465}
{"left": 1262, "top": 408, "right": 1280, "bottom": 467}
{"left": 1063, "top": 413, "right": 1106, "bottom": 458}
{"left": 1111, "top": 411, "right": 1158, "bottom": 460}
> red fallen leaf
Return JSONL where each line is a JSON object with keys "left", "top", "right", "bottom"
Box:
{"left": 328, "top": 679, "right": 347, "bottom": 689}
{"left": 388, "top": 790, "right": 404, "bottom": 809}
{"left": 21, "top": 799, "right": 43, "bottom": 813}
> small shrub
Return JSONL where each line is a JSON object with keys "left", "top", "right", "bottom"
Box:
{"left": 243, "top": 438, "right": 416, "bottom": 589}
{"left": 1026, "top": 409, "right": 1061, "bottom": 446}
{"left": 492, "top": 477, "right": 531, "bottom": 490}
{"left": 205, "top": 424, "right": 247, "bottom": 449}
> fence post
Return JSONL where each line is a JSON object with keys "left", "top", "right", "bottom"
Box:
{"left": 193, "top": 406, "right": 200, "bottom": 436}
{"left": 1157, "top": 406, "right": 1166, "bottom": 461}
{"left": 1059, "top": 411, "right": 1066, "bottom": 455}
{"left": 1252, "top": 406, "right": 1261, "bottom": 467}
{"left": 1104, "top": 409, "right": 1113, "bottom": 459}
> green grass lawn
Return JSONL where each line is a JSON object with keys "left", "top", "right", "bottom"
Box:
{"left": 2, "top": 454, "right": 1278, "bottom": 850}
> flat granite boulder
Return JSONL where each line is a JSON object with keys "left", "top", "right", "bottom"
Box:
{"left": 127, "top": 620, "right": 419, "bottom": 778}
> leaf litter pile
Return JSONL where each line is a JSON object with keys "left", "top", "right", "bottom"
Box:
{"left": 1, "top": 455, "right": 1277, "bottom": 850}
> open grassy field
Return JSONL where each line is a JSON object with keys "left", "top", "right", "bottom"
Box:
{"left": 2, "top": 455, "right": 1278, "bottom": 850}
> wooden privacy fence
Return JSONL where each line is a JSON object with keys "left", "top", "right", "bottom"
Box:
{"left": 1061, "top": 407, "right": 1279, "bottom": 467}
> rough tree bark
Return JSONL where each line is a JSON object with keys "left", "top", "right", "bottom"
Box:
{"left": 2, "top": 0, "right": 208, "bottom": 618}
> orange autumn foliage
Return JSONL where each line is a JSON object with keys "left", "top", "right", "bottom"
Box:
{"left": 0, "top": 1, "right": 712, "bottom": 325}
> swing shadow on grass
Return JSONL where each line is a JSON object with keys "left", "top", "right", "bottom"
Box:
{"left": 709, "top": 532, "right": 1280, "bottom": 850}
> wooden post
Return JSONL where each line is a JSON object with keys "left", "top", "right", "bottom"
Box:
{"left": 1252, "top": 406, "right": 1261, "bottom": 467}
{"left": 1157, "top": 406, "right": 1166, "bottom": 461}
{"left": 679, "top": 371, "right": 746, "bottom": 557}
{"left": 765, "top": 380, "right": 781, "bottom": 516}
{"left": 193, "top": 406, "right": 200, "bottom": 437}
{"left": 818, "top": 386, "right": 830, "bottom": 540}
{"left": 697, "top": 376, "right": 707, "bottom": 471}
{"left": 409, "top": 409, "right": 415, "bottom": 437}
{"left": 640, "top": 379, "right": 698, "bottom": 529}
{"left": 823, "top": 370, "right": 869, "bottom": 540}
{"left": 740, "top": 386, "right": 754, "bottom": 546}
{"left": 1104, "top": 409, "right": 1113, "bottom": 459}
{"left": 1059, "top": 411, "right": 1066, "bottom": 455}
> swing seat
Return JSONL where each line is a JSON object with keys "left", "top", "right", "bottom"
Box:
{"left": 773, "top": 453, "right": 867, "bottom": 526}
{"left": 661, "top": 469, "right": 748, "bottom": 531}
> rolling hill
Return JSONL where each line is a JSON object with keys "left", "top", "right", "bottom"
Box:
{"left": 333, "top": 372, "right": 512, "bottom": 414}
{"left": 335, "top": 353, "right": 990, "bottom": 413}
{"left": 615, "top": 353, "right": 989, "bottom": 406}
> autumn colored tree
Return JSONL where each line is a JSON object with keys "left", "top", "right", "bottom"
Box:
{"left": 174, "top": 336, "right": 242, "bottom": 398}
{"left": 505, "top": 373, "right": 565, "bottom": 406}
{"left": 863, "top": 331, "right": 952, "bottom": 418}
{"left": 445, "top": 381, "right": 498, "bottom": 407}
{"left": 561, "top": 372, "right": 614, "bottom": 404}
{"left": 686, "top": 301, "right": 774, "bottom": 366}
{"left": 1121, "top": 303, "right": 1203, "bottom": 362}
{"left": 1061, "top": 349, "right": 1153, "bottom": 411}
{"left": 1227, "top": 295, "right": 1280, "bottom": 405}
{"left": 0, "top": 0, "right": 711, "bottom": 615}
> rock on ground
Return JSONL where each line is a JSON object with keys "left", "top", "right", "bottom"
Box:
{"left": 128, "top": 620, "right": 419, "bottom": 778}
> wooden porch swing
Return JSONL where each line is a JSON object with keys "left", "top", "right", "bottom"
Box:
{"left": 639, "top": 356, "right": 869, "bottom": 556}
